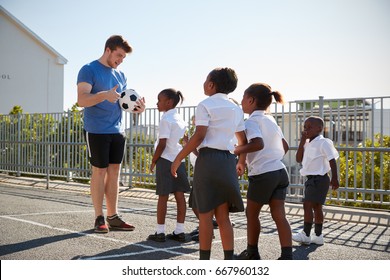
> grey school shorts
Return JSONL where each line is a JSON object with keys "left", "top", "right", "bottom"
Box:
{"left": 247, "top": 168, "right": 289, "bottom": 204}
{"left": 155, "top": 157, "right": 190, "bottom": 196}
{"left": 303, "top": 174, "right": 330, "bottom": 204}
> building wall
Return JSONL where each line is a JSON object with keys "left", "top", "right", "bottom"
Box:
{"left": 373, "top": 109, "right": 390, "bottom": 136}
{"left": 0, "top": 7, "right": 66, "bottom": 114}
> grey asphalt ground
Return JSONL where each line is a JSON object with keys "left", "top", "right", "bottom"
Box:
{"left": 0, "top": 174, "right": 389, "bottom": 260}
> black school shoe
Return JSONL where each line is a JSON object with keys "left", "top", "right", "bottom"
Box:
{"left": 147, "top": 232, "right": 166, "bottom": 242}
{"left": 166, "top": 231, "right": 186, "bottom": 242}
{"left": 234, "top": 249, "right": 261, "bottom": 260}
{"left": 190, "top": 229, "right": 199, "bottom": 241}
{"left": 191, "top": 232, "right": 216, "bottom": 242}
{"left": 189, "top": 228, "right": 199, "bottom": 236}
{"left": 191, "top": 234, "right": 199, "bottom": 241}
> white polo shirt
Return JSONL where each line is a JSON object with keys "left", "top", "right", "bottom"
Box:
{"left": 299, "top": 135, "right": 339, "bottom": 176}
{"left": 195, "top": 93, "right": 245, "bottom": 152}
{"left": 245, "top": 110, "right": 287, "bottom": 176}
{"left": 155, "top": 108, "right": 187, "bottom": 162}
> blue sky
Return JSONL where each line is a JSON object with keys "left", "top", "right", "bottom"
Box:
{"left": 1, "top": 0, "right": 389, "bottom": 110}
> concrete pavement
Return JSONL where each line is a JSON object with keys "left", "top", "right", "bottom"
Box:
{"left": 0, "top": 174, "right": 389, "bottom": 260}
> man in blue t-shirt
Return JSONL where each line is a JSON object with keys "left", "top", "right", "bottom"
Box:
{"left": 77, "top": 35, "right": 145, "bottom": 233}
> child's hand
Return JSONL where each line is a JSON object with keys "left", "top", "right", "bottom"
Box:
{"left": 330, "top": 178, "right": 339, "bottom": 190}
{"left": 300, "top": 131, "right": 308, "bottom": 142}
{"left": 150, "top": 162, "right": 156, "bottom": 173}
{"left": 170, "top": 159, "right": 180, "bottom": 178}
{"left": 182, "top": 134, "right": 189, "bottom": 146}
{"left": 236, "top": 162, "right": 246, "bottom": 176}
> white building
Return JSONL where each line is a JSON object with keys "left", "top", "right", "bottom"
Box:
{"left": 0, "top": 6, "right": 67, "bottom": 114}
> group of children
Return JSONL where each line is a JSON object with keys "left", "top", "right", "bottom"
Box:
{"left": 148, "top": 67, "right": 340, "bottom": 260}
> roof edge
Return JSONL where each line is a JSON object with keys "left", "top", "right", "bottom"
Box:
{"left": 1, "top": 5, "right": 68, "bottom": 64}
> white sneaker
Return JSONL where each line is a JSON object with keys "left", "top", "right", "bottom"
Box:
{"left": 292, "top": 230, "right": 311, "bottom": 245}
{"left": 311, "top": 233, "right": 324, "bottom": 245}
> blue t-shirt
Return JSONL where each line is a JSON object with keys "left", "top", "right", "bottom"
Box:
{"left": 77, "top": 60, "right": 127, "bottom": 134}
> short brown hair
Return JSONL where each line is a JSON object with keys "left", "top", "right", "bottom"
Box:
{"left": 105, "top": 35, "right": 132, "bottom": 53}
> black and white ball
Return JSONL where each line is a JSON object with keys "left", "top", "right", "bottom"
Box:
{"left": 119, "top": 89, "right": 142, "bottom": 113}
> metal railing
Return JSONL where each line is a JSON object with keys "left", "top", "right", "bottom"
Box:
{"left": 0, "top": 96, "right": 389, "bottom": 207}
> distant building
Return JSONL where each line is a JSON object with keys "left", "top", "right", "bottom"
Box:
{"left": 0, "top": 5, "right": 67, "bottom": 114}
{"left": 274, "top": 99, "right": 389, "bottom": 144}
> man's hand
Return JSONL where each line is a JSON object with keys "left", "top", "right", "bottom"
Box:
{"left": 105, "top": 85, "right": 120, "bottom": 103}
{"left": 133, "top": 97, "right": 146, "bottom": 113}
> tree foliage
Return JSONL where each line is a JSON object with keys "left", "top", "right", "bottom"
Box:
{"left": 334, "top": 134, "right": 390, "bottom": 209}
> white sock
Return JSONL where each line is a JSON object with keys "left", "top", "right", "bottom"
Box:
{"left": 174, "top": 222, "right": 184, "bottom": 234}
{"left": 156, "top": 224, "right": 165, "bottom": 234}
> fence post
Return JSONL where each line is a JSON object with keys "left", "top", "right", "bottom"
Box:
{"left": 67, "top": 110, "right": 72, "bottom": 182}
{"left": 319, "top": 96, "right": 324, "bottom": 120}
{"left": 16, "top": 113, "right": 21, "bottom": 177}
{"left": 128, "top": 113, "right": 134, "bottom": 188}
{"left": 46, "top": 144, "right": 50, "bottom": 189}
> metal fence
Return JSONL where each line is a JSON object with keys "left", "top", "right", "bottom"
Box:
{"left": 1, "top": 96, "right": 389, "bottom": 208}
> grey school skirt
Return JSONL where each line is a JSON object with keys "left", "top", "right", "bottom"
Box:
{"left": 191, "top": 147, "right": 244, "bottom": 213}
{"left": 156, "top": 157, "right": 191, "bottom": 195}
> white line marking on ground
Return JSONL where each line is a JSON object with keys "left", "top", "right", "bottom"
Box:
{"left": 0, "top": 215, "right": 199, "bottom": 259}
{"left": 0, "top": 210, "right": 94, "bottom": 217}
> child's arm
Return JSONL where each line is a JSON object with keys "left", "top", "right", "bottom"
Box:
{"left": 296, "top": 131, "right": 307, "bottom": 163}
{"left": 182, "top": 132, "right": 199, "bottom": 157}
{"left": 150, "top": 138, "right": 167, "bottom": 172}
{"left": 234, "top": 137, "right": 264, "bottom": 155}
{"left": 282, "top": 138, "right": 289, "bottom": 154}
{"left": 235, "top": 130, "right": 250, "bottom": 176}
{"left": 171, "top": 126, "right": 207, "bottom": 177}
{"left": 329, "top": 158, "right": 339, "bottom": 190}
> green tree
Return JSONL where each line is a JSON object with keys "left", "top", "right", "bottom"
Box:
{"left": 336, "top": 134, "right": 390, "bottom": 209}
{"left": 54, "top": 106, "right": 89, "bottom": 181}
{"left": 124, "top": 132, "right": 155, "bottom": 187}
{"left": 9, "top": 105, "right": 23, "bottom": 115}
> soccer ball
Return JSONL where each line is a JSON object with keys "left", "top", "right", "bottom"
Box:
{"left": 119, "top": 89, "right": 142, "bottom": 113}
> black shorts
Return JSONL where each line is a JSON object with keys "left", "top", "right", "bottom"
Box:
{"left": 84, "top": 131, "right": 126, "bottom": 168}
{"left": 303, "top": 174, "right": 330, "bottom": 204}
{"left": 247, "top": 168, "right": 289, "bottom": 204}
